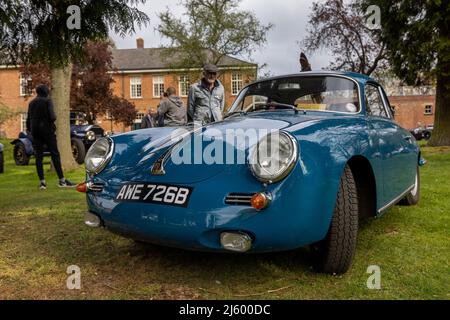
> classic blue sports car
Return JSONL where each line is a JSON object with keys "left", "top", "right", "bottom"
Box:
{"left": 80, "top": 72, "right": 424, "bottom": 274}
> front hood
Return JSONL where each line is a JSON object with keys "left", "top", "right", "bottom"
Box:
{"left": 102, "top": 112, "right": 323, "bottom": 184}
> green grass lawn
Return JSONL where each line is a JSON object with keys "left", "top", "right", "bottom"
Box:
{"left": 0, "top": 138, "right": 449, "bottom": 300}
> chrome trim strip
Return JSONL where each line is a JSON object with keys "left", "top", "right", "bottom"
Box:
{"left": 377, "top": 184, "right": 415, "bottom": 214}
{"left": 150, "top": 127, "right": 204, "bottom": 175}
{"left": 225, "top": 199, "right": 252, "bottom": 204}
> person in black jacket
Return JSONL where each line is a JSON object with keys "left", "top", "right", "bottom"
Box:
{"left": 26, "top": 84, "right": 75, "bottom": 190}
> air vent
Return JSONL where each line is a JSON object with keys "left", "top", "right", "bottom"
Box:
{"left": 87, "top": 182, "right": 105, "bottom": 193}
{"left": 225, "top": 193, "right": 255, "bottom": 206}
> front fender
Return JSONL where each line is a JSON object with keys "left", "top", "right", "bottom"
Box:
{"left": 11, "top": 138, "right": 34, "bottom": 155}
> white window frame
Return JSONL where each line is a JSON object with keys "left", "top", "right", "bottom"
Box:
{"left": 153, "top": 76, "right": 165, "bottom": 98}
{"left": 130, "top": 76, "right": 142, "bottom": 99}
{"left": 179, "top": 75, "right": 190, "bottom": 97}
{"left": 424, "top": 104, "right": 433, "bottom": 115}
{"left": 134, "top": 112, "right": 145, "bottom": 124}
{"left": 231, "top": 73, "right": 243, "bottom": 96}
{"left": 20, "top": 74, "right": 33, "bottom": 96}
{"left": 21, "top": 112, "right": 27, "bottom": 132}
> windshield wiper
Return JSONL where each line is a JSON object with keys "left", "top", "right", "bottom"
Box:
{"left": 265, "top": 102, "right": 300, "bottom": 114}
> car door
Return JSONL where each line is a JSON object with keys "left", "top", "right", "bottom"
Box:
{"left": 365, "top": 83, "right": 415, "bottom": 208}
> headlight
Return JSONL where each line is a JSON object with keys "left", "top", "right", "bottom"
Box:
{"left": 249, "top": 131, "right": 298, "bottom": 184}
{"left": 85, "top": 138, "right": 113, "bottom": 174}
{"left": 86, "top": 130, "right": 96, "bottom": 141}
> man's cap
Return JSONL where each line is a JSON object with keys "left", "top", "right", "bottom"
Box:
{"left": 203, "top": 63, "right": 219, "bottom": 73}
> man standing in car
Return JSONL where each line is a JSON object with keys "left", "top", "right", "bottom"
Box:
{"left": 188, "top": 64, "right": 225, "bottom": 125}
{"left": 26, "top": 84, "right": 75, "bottom": 190}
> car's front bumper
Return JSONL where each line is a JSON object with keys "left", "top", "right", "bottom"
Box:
{"left": 85, "top": 165, "right": 339, "bottom": 253}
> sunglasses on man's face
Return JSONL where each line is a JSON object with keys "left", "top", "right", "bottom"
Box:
{"left": 206, "top": 72, "right": 217, "bottom": 77}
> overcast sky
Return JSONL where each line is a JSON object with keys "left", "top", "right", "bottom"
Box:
{"left": 110, "top": 0, "right": 332, "bottom": 76}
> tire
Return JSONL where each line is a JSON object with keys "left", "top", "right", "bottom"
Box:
{"left": 311, "top": 165, "right": 359, "bottom": 274}
{"left": 399, "top": 166, "right": 420, "bottom": 206}
{"left": 423, "top": 131, "right": 431, "bottom": 141}
{"left": 71, "top": 139, "right": 86, "bottom": 164}
{"left": 13, "top": 142, "right": 30, "bottom": 166}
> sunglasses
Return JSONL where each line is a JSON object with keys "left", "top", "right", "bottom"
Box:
{"left": 206, "top": 72, "right": 217, "bottom": 76}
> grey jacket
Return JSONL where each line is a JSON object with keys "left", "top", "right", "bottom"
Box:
{"left": 188, "top": 79, "right": 225, "bottom": 125}
{"left": 158, "top": 96, "right": 187, "bottom": 127}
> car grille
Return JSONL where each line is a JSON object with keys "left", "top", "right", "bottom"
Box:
{"left": 87, "top": 182, "right": 105, "bottom": 193}
{"left": 225, "top": 193, "right": 255, "bottom": 206}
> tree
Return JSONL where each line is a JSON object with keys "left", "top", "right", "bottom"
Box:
{"left": 71, "top": 41, "right": 137, "bottom": 125}
{"left": 363, "top": 0, "right": 450, "bottom": 146}
{"left": 302, "top": 0, "right": 388, "bottom": 76}
{"left": 0, "top": 102, "right": 19, "bottom": 128}
{"left": 22, "top": 41, "right": 138, "bottom": 128}
{"left": 157, "top": 0, "right": 273, "bottom": 68}
{"left": 2, "top": 1, "right": 149, "bottom": 170}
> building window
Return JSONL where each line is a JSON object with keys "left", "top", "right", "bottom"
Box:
{"left": 231, "top": 73, "right": 243, "bottom": 96}
{"left": 179, "top": 75, "right": 190, "bottom": 97}
{"left": 153, "top": 76, "right": 165, "bottom": 98}
{"left": 130, "top": 76, "right": 142, "bottom": 99}
{"left": 20, "top": 74, "right": 33, "bottom": 96}
{"left": 424, "top": 105, "right": 433, "bottom": 115}
{"left": 21, "top": 113, "right": 28, "bottom": 132}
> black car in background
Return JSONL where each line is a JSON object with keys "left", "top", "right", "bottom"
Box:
{"left": 11, "top": 111, "right": 104, "bottom": 165}
{"left": 410, "top": 125, "right": 434, "bottom": 141}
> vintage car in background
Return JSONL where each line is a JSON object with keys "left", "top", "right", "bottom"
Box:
{"left": 410, "top": 124, "right": 434, "bottom": 141}
{"left": 11, "top": 111, "right": 104, "bottom": 165}
{"left": 79, "top": 72, "right": 424, "bottom": 274}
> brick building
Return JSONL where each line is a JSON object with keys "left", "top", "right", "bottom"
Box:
{"left": 0, "top": 39, "right": 257, "bottom": 137}
{"left": 384, "top": 85, "right": 436, "bottom": 130}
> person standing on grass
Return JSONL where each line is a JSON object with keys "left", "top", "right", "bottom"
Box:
{"left": 157, "top": 87, "right": 187, "bottom": 127}
{"left": 26, "top": 84, "right": 75, "bottom": 190}
{"left": 188, "top": 64, "right": 225, "bottom": 125}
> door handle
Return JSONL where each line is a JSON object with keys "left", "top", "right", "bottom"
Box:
{"left": 403, "top": 135, "right": 412, "bottom": 141}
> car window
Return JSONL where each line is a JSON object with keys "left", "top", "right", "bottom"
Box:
{"left": 229, "top": 76, "right": 360, "bottom": 114}
{"left": 365, "top": 85, "right": 388, "bottom": 118}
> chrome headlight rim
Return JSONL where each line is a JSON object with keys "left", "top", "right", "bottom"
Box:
{"left": 249, "top": 131, "right": 298, "bottom": 184}
{"left": 86, "top": 130, "right": 96, "bottom": 141}
{"left": 85, "top": 137, "right": 114, "bottom": 175}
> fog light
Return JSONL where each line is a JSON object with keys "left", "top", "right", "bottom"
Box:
{"left": 251, "top": 192, "right": 271, "bottom": 210}
{"left": 220, "top": 232, "right": 252, "bottom": 252}
{"left": 84, "top": 212, "right": 101, "bottom": 228}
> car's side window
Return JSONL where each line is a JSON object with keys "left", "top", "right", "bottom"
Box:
{"left": 365, "top": 84, "right": 388, "bottom": 118}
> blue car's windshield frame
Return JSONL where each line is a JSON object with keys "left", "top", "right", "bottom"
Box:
{"left": 227, "top": 75, "right": 361, "bottom": 115}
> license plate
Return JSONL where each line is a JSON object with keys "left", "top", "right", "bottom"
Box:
{"left": 115, "top": 183, "right": 193, "bottom": 208}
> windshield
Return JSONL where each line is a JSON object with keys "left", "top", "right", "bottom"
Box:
{"left": 228, "top": 76, "right": 360, "bottom": 115}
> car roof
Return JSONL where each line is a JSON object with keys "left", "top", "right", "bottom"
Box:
{"left": 252, "top": 71, "right": 375, "bottom": 86}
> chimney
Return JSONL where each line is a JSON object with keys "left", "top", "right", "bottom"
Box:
{"left": 136, "top": 38, "right": 144, "bottom": 49}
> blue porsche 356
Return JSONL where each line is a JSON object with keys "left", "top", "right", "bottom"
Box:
{"left": 80, "top": 72, "right": 424, "bottom": 274}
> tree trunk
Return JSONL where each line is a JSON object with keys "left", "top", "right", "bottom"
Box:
{"left": 51, "top": 64, "right": 78, "bottom": 170}
{"left": 428, "top": 60, "right": 450, "bottom": 146}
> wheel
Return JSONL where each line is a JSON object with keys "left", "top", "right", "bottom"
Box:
{"left": 399, "top": 166, "right": 420, "bottom": 206}
{"left": 13, "top": 142, "right": 30, "bottom": 166}
{"left": 311, "top": 165, "right": 359, "bottom": 274}
{"left": 423, "top": 131, "right": 431, "bottom": 140}
{"left": 71, "top": 138, "right": 86, "bottom": 164}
